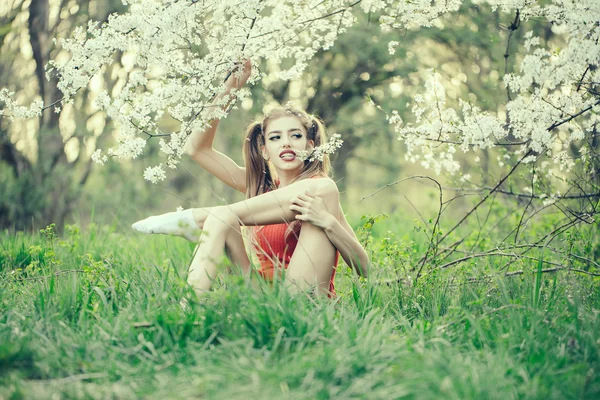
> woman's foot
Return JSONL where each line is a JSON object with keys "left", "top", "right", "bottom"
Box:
{"left": 132, "top": 209, "right": 200, "bottom": 242}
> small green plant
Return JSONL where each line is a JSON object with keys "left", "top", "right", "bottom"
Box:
{"left": 356, "top": 213, "right": 388, "bottom": 251}
{"left": 379, "top": 231, "right": 416, "bottom": 278}
{"left": 9, "top": 224, "right": 63, "bottom": 278}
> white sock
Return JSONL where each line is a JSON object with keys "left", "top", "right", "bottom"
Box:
{"left": 132, "top": 209, "right": 200, "bottom": 242}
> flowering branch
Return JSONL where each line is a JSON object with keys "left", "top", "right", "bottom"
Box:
{"left": 296, "top": 134, "right": 344, "bottom": 162}
{"left": 547, "top": 99, "right": 600, "bottom": 132}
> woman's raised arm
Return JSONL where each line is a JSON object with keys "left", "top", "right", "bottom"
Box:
{"left": 184, "top": 60, "right": 252, "bottom": 193}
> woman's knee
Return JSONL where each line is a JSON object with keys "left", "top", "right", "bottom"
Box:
{"left": 204, "top": 206, "right": 240, "bottom": 231}
{"left": 310, "top": 178, "right": 339, "bottom": 201}
{"left": 310, "top": 179, "right": 340, "bottom": 215}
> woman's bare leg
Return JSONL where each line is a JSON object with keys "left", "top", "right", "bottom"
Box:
{"left": 192, "top": 178, "right": 341, "bottom": 227}
{"left": 189, "top": 208, "right": 338, "bottom": 297}
{"left": 133, "top": 177, "right": 343, "bottom": 296}
{"left": 187, "top": 207, "right": 251, "bottom": 295}
{"left": 133, "top": 178, "right": 342, "bottom": 241}
{"left": 187, "top": 178, "right": 341, "bottom": 296}
{"left": 285, "top": 221, "right": 337, "bottom": 296}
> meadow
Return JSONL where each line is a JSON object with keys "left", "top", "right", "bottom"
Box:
{"left": 0, "top": 212, "right": 599, "bottom": 399}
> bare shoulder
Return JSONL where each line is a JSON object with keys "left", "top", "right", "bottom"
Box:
{"left": 308, "top": 175, "right": 338, "bottom": 192}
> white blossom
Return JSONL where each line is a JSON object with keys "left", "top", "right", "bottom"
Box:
{"left": 143, "top": 164, "right": 166, "bottom": 183}
{"left": 297, "top": 134, "right": 344, "bottom": 162}
{"left": 107, "top": 132, "right": 146, "bottom": 160}
{"left": 91, "top": 149, "right": 108, "bottom": 165}
{"left": 388, "top": 41, "right": 400, "bottom": 55}
{"left": 0, "top": 89, "right": 43, "bottom": 120}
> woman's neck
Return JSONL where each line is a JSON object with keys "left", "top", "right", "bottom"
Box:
{"left": 275, "top": 168, "right": 302, "bottom": 188}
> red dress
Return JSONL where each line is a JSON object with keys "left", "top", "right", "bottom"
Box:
{"left": 251, "top": 213, "right": 339, "bottom": 298}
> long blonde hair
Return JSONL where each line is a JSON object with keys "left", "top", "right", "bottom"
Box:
{"left": 242, "top": 103, "right": 331, "bottom": 199}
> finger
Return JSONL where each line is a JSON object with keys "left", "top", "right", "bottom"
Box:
{"left": 291, "top": 196, "right": 306, "bottom": 204}
{"left": 289, "top": 204, "right": 306, "bottom": 213}
{"left": 295, "top": 214, "right": 307, "bottom": 221}
{"left": 314, "top": 196, "right": 327, "bottom": 207}
{"left": 296, "top": 194, "right": 311, "bottom": 203}
{"left": 292, "top": 197, "right": 309, "bottom": 207}
{"left": 304, "top": 189, "right": 314, "bottom": 197}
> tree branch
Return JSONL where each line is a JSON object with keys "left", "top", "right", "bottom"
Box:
{"left": 503, "top": 9, "right": 520, "bottom": 101}
{"left": 437, "top": 150, "right": 533, "bottom": 245}
{"left": 547, "top": 100, "right": 600, "bottom": 132}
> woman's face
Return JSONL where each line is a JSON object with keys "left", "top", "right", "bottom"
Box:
{"left": 262, "top": 115, "right": 314, "bottom": 173}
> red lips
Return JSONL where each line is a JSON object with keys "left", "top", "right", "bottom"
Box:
{"left": 279, "top": 150, "right": 296, "bottom": 158}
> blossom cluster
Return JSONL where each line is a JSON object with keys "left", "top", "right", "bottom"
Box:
{"left": 296, "top": 134, "right": 344, "bottom": 162}
{"left": 390, "top": 72, "right": 507, "bottom": 174}
{"left": 0, "top": 89, "right": 43, "bottom": 120}
{"left": 388, "top": 0, "right": 600, "bottom": 192}
{"left": 143, "top": 164, "right": 166, "bottom": 184}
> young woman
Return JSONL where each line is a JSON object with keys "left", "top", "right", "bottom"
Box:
{"left": 133, "top": 60, "right": 369, "bottom": 298}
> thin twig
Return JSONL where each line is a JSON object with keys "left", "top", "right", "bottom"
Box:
{"left": 503, "top": 10, "right": 520, "bottom": 101}
{"left": 475, "top": 188, "right": 600, "bottom": 200}
{"left": 441, "top": 243, "right": 600, "bottom": 270}
{"left": 404, "top": 195, "right": 432, "bottom": 241}
{"left": 415, "top": 178, "right": 444, "bottom": 281}
{"left": 576, "top": 65, "right": 591, "bottom": 92}
{"left": 438, "top": 150, "right": 533, "bottom": 245}
{"left": 469, "top": 191, "right": 498, "bottom": 254}
{"left": 513, "top": 173, "right": 536, "bottom": 244}
{"left": 505, "top": 267, "right": 600, "bottom": 277}
{"left": 377, "top": 264, "right": 599, "bottom": 287}
{"left": 360, "top": 175, "right": 441, "bottom": 202}
{"left": 361, "top": 176, "right": 445, "bottom": 277}
{"left": 547, "top": 100, "right": 600, "bottom": 132}
{"left": 249, "top": 0, "right": 363, "bottom": 40}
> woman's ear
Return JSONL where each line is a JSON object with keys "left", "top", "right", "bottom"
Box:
{"left": 307, "top": 139, "right": 315, "bottom": 151}
{"left": 261, "top": 145, "right": 270, "bottom": 161}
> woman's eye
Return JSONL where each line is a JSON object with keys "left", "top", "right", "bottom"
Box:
{"left": 293, "top": 133, "right": 303, "bottom": 139}
{"left": 269, "top": 135, "right": 280, "bottom": 141}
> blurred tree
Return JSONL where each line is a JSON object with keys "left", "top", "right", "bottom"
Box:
{"left": 0, "top": 0, "right": 126, "bottom": 231}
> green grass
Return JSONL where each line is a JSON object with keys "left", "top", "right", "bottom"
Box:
{"left": 0, "top": 220, "right": 599, "bottom": 399}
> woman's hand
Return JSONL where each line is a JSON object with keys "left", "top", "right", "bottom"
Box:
{"left": 225, "top": 59, "right": 252, "bottom": 91}
{"left": 289, "top": 190, "right": 336, "bottom": 230}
